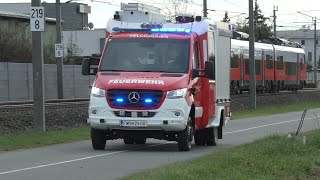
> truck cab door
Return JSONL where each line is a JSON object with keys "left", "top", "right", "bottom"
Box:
{"left": 191, "top": 41, "right": 203, "bottom": 117}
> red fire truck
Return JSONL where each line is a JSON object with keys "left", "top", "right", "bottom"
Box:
{"left": 82, "top": 4, "right": 231, "bottom": 151}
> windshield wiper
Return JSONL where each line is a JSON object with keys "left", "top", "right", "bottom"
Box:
{"left": 100, "top": 69, "right": 124, "bottom": 72}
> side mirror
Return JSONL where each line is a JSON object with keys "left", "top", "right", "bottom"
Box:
{"left": 205, "top": 61, "right": 215, "bottom": 79}
{"left": 82, "top": 58, "right": 97, "bottom": 75}
{"left": 192, "top": 69, "right": 201, "bottom": 79}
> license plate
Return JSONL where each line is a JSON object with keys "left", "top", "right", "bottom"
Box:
{"left": 120, "top": 120, "right": 147, "bottom": 127}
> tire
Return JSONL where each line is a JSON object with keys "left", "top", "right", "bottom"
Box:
{"left": 91, "top": 128, "right": 106, "bottom": 150}
{"left": 135, "top": 137, "right": 147, "bottom": 144}
{"left": 177, "top": 124, "right": 193, "bottom": 151}
{"left": 123, "top": 137, "right": 135, "bottom": 144}
{"left": 205, "top": 127, "right": 218, "bottom": 146}
{"left": 194, "top": 130, "right": 206, "bottom": 146}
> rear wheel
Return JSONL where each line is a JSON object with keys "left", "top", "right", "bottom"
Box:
{"left": 123, "top": 137, "right": 135, "bottom": 144}
{"left": 91, "top": 128, "right": 106, "bottom": 150}
{"left": 135, "top": 137, "right": 147, "bottom": 144}
{"left": 194, "top": 130, "right": 206, "bottom": 146}
{"left": 205, "top": 127, "right": 218, "bottom": 146}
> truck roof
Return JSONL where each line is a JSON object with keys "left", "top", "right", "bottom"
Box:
{"left": 106, "top": 18, "right": 229, "bottom": 36}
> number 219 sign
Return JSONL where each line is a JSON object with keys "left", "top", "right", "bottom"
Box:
{"left": 30, "top": 7, "right": 45, "bottom": 32}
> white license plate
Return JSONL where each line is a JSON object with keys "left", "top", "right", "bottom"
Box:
{"left": 120, "top": 120, "right": 147, "bottom": 127}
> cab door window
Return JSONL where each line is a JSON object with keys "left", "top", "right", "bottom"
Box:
{"left": 193, "top": 42, "right": 199, "bottom": 69}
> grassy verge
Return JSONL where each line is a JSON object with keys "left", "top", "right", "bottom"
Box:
{"left": 122, "top": 130, "right": 320, "bottom": 180}
{"left": 0, "top": 126, "right": 90, "bottom": 151}
{"left": 1, "top": 102, "right": 320, "bottom": 152}
{"left": 232, "top": 101, "right": 320, "bottom": 119}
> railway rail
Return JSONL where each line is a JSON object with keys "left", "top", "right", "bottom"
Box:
{"left": 0, "top": 99, "right": 89, "bottom": 111}
{"left": 231, "top": 88, "right": 319, "bottom": 99}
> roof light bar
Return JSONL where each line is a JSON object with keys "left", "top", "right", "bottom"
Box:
{"left": 150, "top": 28, "right": 192, "bottom": 33}
{"left": 112, "top": 27, "right": 192, "bottom": 33}
{"left": 112, "top": 27, "right": 149, "bottom": 32}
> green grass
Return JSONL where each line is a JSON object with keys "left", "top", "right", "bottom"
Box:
{"left": 1, "top": 101, "right": 320, "bottom": 152}
{"left": 122, "top": 130, "right": 320, "bottom": 180}
{"left": 0, "top": 126, "right": 90, "bottom": 151}
{"left": 232, "top": 101, "right": 320, "bottom": 119}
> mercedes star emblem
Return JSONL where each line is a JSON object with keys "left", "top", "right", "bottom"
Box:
{"left": 128, "top": 92, "right": 140, "bottom": 103}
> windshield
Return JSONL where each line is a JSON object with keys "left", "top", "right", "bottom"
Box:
{"left": 100, "top": 38, "right": 190, "bottom": 73}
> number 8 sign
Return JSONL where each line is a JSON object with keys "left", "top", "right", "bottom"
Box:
{"left": 30, "top": 7, "right": 45, "bottom": 32}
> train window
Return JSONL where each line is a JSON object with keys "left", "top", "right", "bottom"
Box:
{"left": 300, "top": 55, "right": 305, "bottom": 71}
{"left": 245, "top": 59, "right": 249, "bottom": 75}
{"left": 277, "top": 56, "right": 284, "bottom": 70}
{"left": 255, "top": 60, "right": 261, "bottom": 75}
{"left": 266, "top": 54, "right": 273, "bottom": 69}
{"left": 286, "top": 62, "right": 296, "bottom": 76}
{"left": 301, "top": 40, "right": 305, "bottom": 45}
{"left": 231, "top": 53, "right": 238, "bottom": 68}
{"left": 300, "top": 62, "right": 304, "bottom": 71}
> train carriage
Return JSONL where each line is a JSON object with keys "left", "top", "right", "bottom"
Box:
{"left": 230, "top": 39, "right": 306, "bottom": 94}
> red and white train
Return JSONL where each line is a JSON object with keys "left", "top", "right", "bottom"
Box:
{"left": 230, "top": 39, "right": 307, "bottom": 94}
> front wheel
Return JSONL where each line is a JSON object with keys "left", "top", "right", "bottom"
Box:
{"left": 91, "top": 128, "right": 106, "bottom": 150}
{"left": 135, "top": 137, "right": 147, "bottom": 144}
{"left": 177, "top": 124, "right": 193, "bottom": 151}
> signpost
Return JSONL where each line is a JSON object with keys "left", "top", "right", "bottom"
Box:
{"left": 55, "top": 43, "right": 63, "bottom": 58}
{"left": 31, "top": 1, "right": 45, "bottom": 132}
{"left": 30, "top": 7, "right": 45, "bottom": 31}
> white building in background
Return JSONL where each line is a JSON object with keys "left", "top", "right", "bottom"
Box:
{"left": 277, "top": 29, "right": 320, "bottom": 68}
{"left": 62, "top": 29, "right": 106, "bottom": 57}
{"left": 277, "top": 29, "right": 320, "bottom": 82}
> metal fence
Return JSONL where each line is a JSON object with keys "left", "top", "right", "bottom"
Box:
{"left": 0, "top": 63, "right": 95, "bottom": 102}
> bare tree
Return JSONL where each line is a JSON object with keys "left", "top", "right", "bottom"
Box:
{"left": 161, "top": 0, "right": 195, "bottom": 21}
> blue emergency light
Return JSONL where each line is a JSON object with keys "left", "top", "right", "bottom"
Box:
{"left": 144, "top": 98, "right": 153, "bottom": 103}
{"left": 116, "top": 98, "right": 124, "bottom": 103}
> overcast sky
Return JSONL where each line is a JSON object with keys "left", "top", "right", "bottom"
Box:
{"left": 0, "top": 0, "right": 319, "bottom": 30}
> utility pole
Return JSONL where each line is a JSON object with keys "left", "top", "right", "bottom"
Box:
{"left": 31, "top": 0, "right": 45, "bottom": 131}
{"left": 203, "top": 0, "right": 207, "bottom": 17}
{"left": 313, "top": 17, "right": 318, "bottom": 88}
{"left": 273, "top": 6, "right": 278, "bottom": 38}
{"left": 297, "top": 11, "right": 318, "bottom": 88}
{"left": 56, "top": 0, "right": 64, "bottom": 99}
{"left": 249, "top": 0, "right": 256, "bottom": 109}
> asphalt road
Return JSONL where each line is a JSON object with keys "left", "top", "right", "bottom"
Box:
{"left": 1, "top": 108, "right": 320, "bottom": 180}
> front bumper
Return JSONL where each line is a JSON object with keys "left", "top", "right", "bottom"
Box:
{"left": 87, "top": 96, "right": 191, "bottom": 132}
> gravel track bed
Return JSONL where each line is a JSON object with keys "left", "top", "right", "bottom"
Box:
{"left": 0, "top": 104, "right": 88, "bottom": 135}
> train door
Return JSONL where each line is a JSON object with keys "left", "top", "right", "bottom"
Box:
{"left": 297, "top": 53, "right": 300, "bottom": 85}
{"left": 262, "top": 50, "right": 265, "bottom": 87}
{"left": 240, "top": 48, "right": 245, "bottom": 87}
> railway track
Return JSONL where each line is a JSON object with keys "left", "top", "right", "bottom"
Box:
{"left": 231, "top": 88, "right": 320, "bottom": 99}
{"left": 0, "top": 99, "right": 89, "bottom": 111}
{"left": 1, "top": 88, "right": 319, "bottom": 111}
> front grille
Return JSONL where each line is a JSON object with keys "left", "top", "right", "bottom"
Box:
{"left": 114, "top": 111, "right": 132, "bottom": 117}
{"left": 108, "top": 89, "right": 163, "bottom": 107}
{"left": 113, "top": 111, "right": 157, "bottom": 118}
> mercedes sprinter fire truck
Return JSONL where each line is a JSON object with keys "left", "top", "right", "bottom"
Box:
{"left": 82, "top": 3, "right": 231, "bottom": 151}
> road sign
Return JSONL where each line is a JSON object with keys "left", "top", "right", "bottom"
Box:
{"left": 55, "top": 44, "right": 63, "bottom": 58}
{"left": 30, "top": 7, "right": 45, "bottom": 31}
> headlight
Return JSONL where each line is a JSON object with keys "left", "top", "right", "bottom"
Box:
{"left": 91, "top": 87, "right": 105, "bottom": 97}
{"left": 166, "top": 88, "right": 188, "bottom": 99}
